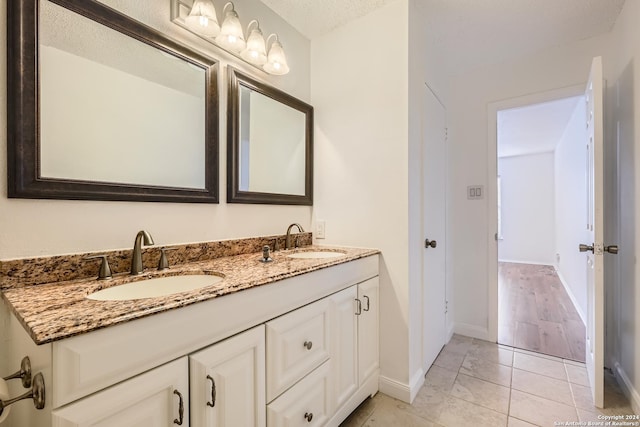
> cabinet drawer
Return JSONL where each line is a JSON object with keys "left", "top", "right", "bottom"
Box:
{"left": 267, "top": 361, "right": 332, "bottom": 427}
{"left": 266, "top": 298, "right": 330, "bottom": 402}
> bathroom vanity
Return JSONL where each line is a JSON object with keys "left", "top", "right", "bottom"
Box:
{"left": 0, "top": 240, "right": 379, "bottom": 427}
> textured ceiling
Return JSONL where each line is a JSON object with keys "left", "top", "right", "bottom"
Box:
{"left": 260, "top": 0, "right": 625, "bottom": 71}
{"left": 258, "top": 0, "right": 397, "bottom": 39}
{"left": 497, "top": 96, "right": 582, "bottom": 158}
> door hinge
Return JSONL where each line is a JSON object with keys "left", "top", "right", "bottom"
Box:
{"left": 445, "top": 127, "right": 448, "bottom": 142}
{"left": 445, "top": 300, "right": 449, "bottom": 314}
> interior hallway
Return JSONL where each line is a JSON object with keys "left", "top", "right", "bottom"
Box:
{"left": 498, "top": 262, "right": 586, "bottom": 362}
{"left": 341, "top": 335, "right": 634, "bottom": 427}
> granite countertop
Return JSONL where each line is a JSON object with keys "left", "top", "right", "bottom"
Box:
{"left": 1, "top": 245, "right": 379, "bottom": 345}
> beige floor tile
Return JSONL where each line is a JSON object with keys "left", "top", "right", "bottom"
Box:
{"left": 563, "top": 359, "right": 587, "bottom": 368}
{"left": 340, "top": 395, "right": 380, "bottom": 427}
{"left": 444, "top": 334, "right": 474, "bottom": 355}
{"left": 571, "top": 380, "right": 636, "bottom": 417}
{"left": 437, "top": 395, "right": 508, "bottom": 427}
{"left": 469, "top": 340, "right": 514, "bottom": 366}
{"left": 576, "top": 408, "right": 603, "bottom": 423}
{"left": 424, "top": 364, "right": 458, "bottom": 393}
{"left": 565, "top": 364, "right": 589, "bottom": 386}
{"left": 508, "top": 417, "right": 539, "bottom": 427}
{"left": 513, "top": 352, "right": 567, "bottom": 380}
{"left": 362, "top": 396, "right": 443, "bottom": 427}
{"left": 450, "top": 373, "right": 511, "bottom": 414}
{"left": 510, "top": 389, "right": 578, "bottom": 427}
{"left": 514, "top": 347, "right": 564, "bottom": 363}
{"left": 511, "top": 368, "right": 573, "bottom": 406}
{"left": 570, "top": 382, "right": 595, "bottom": 410}
{"left": 434, "top": 349, "right": 466, "bottom": 371}
{"left": 460, "top": 354, "right": 513, "bottom": 387}
{"left": 398, "top": 383, "right": 448, "bottom": 423}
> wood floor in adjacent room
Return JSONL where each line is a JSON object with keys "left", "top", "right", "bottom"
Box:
{"left": 498, "top": 262, "right": 586, "bottom": 362}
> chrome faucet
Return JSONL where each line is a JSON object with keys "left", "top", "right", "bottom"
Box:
{"left": 285, "top": 223, "right": 305, "bottom": 250}
{"left": 131, "top": 230, "right": 154, "bottom": 275}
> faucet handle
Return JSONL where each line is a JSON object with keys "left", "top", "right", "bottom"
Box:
{"left": 85, "top": 255, "right": 112, "bottom": 280}
{"left": 157, "top": 248, "right": 177, "bottom": 271}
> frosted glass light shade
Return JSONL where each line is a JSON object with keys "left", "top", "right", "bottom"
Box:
{"left": 185, "top": 0, "right": 220, "bottom": 37}
{"left": 264, "top": 39, "right": 289, "bottom": 75}
{"left": 216, "top": 6, "right": 246, "bottom": 53}
{"left": 241, "top": 27, "right": 267, "bottom": 65}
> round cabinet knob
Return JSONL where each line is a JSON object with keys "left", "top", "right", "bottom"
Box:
{"left": 303, "top": 341, "right": 313, "bottom": 350}
{"left": 304, "top": 412, "right": 313, "bottom": 422}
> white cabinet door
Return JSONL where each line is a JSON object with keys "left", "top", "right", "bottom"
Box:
{"left": 190, "top": 325, "right": 266, "bottom": 427}
{"left": 358, "top": 278, "right": 379, "bottom": 385}
{"left": 330, "top": 286, "right": 358, "bottom": 409}
{"left": 52, "top": 357, "right": 189, "bottom": 427}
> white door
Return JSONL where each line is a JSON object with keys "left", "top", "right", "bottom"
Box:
{"left": 190, "top": 325, "right": 266, "bottom": 427}
{"left": 580, "top": 56, "right": 614, "bottom": 409}
{"left": 422, "top": 83, "right": 448, "bottom": 372}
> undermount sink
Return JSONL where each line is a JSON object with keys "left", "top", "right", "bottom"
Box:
{"left": 287, "top": 250, "right": 346, "bottom": 260}
{"left": 87, "top": 274, "right": 224, "bottom": 301}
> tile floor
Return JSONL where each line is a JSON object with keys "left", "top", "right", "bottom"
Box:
{"left": 340, "top": 335, "right": 636, "bottom": 427}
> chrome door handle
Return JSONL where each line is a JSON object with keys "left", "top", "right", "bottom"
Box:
{"left": 425, "top": 239, "right": 437, "bottom": 249}
{"left": 605, "top": 245, "right": 619, "bottom": 254}
{"left": 579, "top": 243, "right": 594, "bottom": 253}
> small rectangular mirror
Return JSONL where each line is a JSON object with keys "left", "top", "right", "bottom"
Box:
{"left": 227, "top": 68, "right": 313, "bottom": 205}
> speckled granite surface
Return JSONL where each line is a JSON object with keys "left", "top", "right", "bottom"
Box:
{"left": 0, "top": 233, "right": 312, "bottom": 289}
{"left": 1, "top": 243, "right": 379, "bottom": 345}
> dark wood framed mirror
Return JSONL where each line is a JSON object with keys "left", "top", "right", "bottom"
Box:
{"left": 7, "top": 0, "right": 219, "bottom": 203}
{"left": 227, "top": 68, "right": 313, "bottom": 205}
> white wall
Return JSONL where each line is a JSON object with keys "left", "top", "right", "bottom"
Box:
{"left": 0, "top": 0, "right": 311, "bottom": 260}
{"left": 608, "top": 0, "right": 640, "bottom": 412}
{"left": 311, "top": 0, "right": 414, "bottom": 401}
{"left": 447, "top": 32, "right": 612, "bottom": 339}
{"left": 554, "top": 98, "right": 588, "bottom": 321}
{"left": 498, "top": 151, "right": 556, "bottom": 265}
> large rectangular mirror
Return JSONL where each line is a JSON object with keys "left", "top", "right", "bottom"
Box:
{"left": 227, "top": 68, "right": 313, "bottom": 205}
{"left": 7, "top": 0, "right": 219, "bottom": 203}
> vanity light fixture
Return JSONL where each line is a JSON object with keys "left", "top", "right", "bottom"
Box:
{"left": 184, "top": 0, "right": 219, "bottom": 37}
{"left": 215, "top": 2, "right": 246, "bottom": 53}
{"left": 241, "top": 20, "right": 267, "bottom": 66}
{"left": 172, "top": 0, "right": 290, "bottom": 75}
{"left": 264, "top": 34, "right": 290, "bottom": 75}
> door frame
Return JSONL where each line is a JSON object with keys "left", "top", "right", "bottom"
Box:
{"left": 486, "top": 84, "right": 586, "bottom": 342}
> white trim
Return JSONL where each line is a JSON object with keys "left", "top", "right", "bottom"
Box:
{"left": 498, "top": 147, "right": 556, "bottom": 159}
{"left": 487, "top": 83, "right": 587, "bottom": 344}
{"left": 498, "top": 259, "right": 555, "bottom": 266}
{"left": 378, "top": 370, "right": 425, "bottom": 404}
{"left": 614, "top": 361, "right": 640, "bottom": 414}
{"left": 554, "top": 267, "right": 587, "bottom": 325}
{"left": 453, "top": 322, "right": 490, "bottom": 341}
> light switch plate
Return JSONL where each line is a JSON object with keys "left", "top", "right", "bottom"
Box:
{"left": 316, "top": 221, "right": 326, "bottom": 239}
{"left": 467, "top": 185, "right": 484, "bottom": 200}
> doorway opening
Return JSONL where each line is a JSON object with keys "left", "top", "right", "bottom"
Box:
{"left": 496, "top": 96, "right": 588, "bottom": 362}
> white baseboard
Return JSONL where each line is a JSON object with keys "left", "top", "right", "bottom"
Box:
{"left": 554, "top": 267, "right": 587, "bottom": 325}
{"left": 498, "top": 259, "right": 554, "bottom": 266}
{"left": 614, "top": 362, "right": 640, "bottom": 414}
{"left": 453, "top": 322, "right": 490, "bottom": 341}
{"left": 379, "top": 369, "right": 424, "bottom": 404}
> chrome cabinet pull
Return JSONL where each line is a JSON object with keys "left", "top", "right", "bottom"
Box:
{"left": 3, "top": 356, "right": 32, "bottom": 388}
{"left": 363, "top": 295, "right": 370, "bottom": 312}
{"left": 304, "top": 341, "right": 313, "bottom": 350}
{"left": 206, "top": 375, "right": 216, "bottom": 407}
{"left": 304, "top": 412, "right": 313, "bottom": 422}
{"left": 355, "top": 298, "right": 362, "bottom": 315}
{"left": 173, "top": 390, "right": 184, "bottom": 425}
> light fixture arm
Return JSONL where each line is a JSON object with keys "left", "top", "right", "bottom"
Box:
{"left": 222, "top": 2, "right": 234, "bottom": 15}
{"left": 247, "top": 19, "right": 260, "bottom": 33}
{"left": 265, "top": 33, "right": 279, "bottom": 49}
